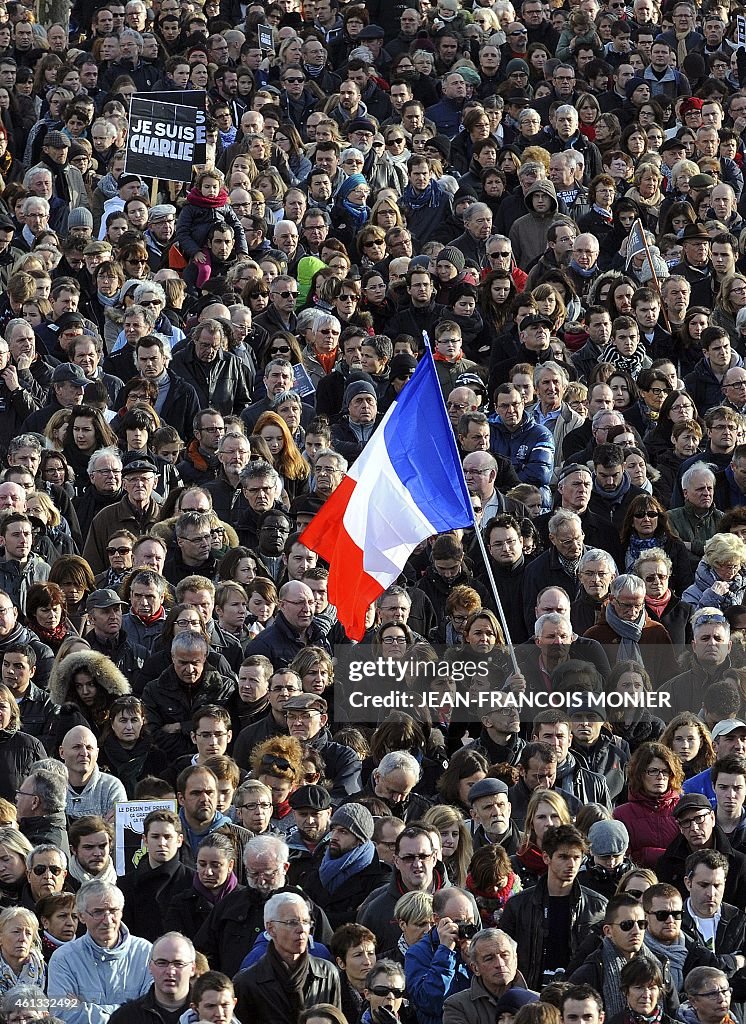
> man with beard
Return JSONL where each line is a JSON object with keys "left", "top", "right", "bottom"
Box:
{"left": 286, "top": 784, "right": 333, "bottom": 887}
{"left": 302, "top": 804, "right": 388, "bottom": 929}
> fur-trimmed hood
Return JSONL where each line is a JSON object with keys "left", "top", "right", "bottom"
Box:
{"left": 48, "top": 650, "right": 131, "bottom": 707}
{"left": 151, "top": 515, "right": 240, "bottom": 549}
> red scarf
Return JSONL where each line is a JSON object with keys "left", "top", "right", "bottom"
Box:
{"left": 135, "top": 606, "right": 166, "bottom": 627}
{"left": 466, "top": 870, "right": 521, "bottom": 926}
{"left": 275, "top": 798, "right": 293, "bottom": 819}
{"left": 316, "top": 348, "right": 338, "bottom": 374}
{"left": 186, "top": 186, "right": 230, "bottom": 209}
{"left": 33, "top": 621, "right": 67, "bottom": 646}
{"left": 517, "top": 843, "right": 547, "bottom": 876}
{"left": 433, "top": 351, "right": 463, "bottom": 364}
{"left": 645, "top": 590, "right": 671, "bottom": 620}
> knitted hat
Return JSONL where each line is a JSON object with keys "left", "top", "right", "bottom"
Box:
{"left": 344, "top": 380, "right": 377, "bottom": 407}
{"left": 439, "top": 247, "right": 466, "bottom": 273}
{"left": 330, "top": 803, "right": 374, "bottom": 843}
{"left": 588, "top": 819, "right": 629, "bottom": 856}
{"left": 389, "top": 353, "right": 418, "bottom": 380}
{"left": 337, "top": 173, "right": 367, "bottom": 202}
{"left": 67, "top": 207, "right": 93, "bottom": 231}
{"left": 454, "top": 186, "right": 478, "bottom": 206}
{"left": 495, "top": 991, "right": 539, "bottom": 1017}
{"left": 624, "top": 75, "right": 646, "bottom": 100}
{"left": 505, "top": 57, "right": 530, "bottom": 75}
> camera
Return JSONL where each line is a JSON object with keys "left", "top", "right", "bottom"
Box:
{"left": 457, "top": 922, "right": 479, "bottom": 941}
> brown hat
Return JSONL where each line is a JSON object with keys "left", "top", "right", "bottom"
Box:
{"left": 680, "top": 222, "right": 711, "bottom": 244}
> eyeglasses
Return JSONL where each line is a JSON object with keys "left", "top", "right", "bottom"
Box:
{"left": 139, "top": 299, "right": 161, "bottom": 307}
{"left": 236, "top": 801, "right": 272, "bottom": 811}
{"left": 370, "top": 987, "right": 406, "bottom": 998}
{"left": 387, "top": 137, "right": 406, "bottom": 145}
{"left": 126, "top": 257, "right": 148, "bottom": 264}
{"left": 644, "top": 573, "right": 668, "bottom": 581}
{"left": 648, "top": 909, "right": 683, "bottom": 921}
{"left": 614, "top": 919, "right": 646, "bottom": 932}
{"left": 283, "top": 77, "right": 305, "bottom": 84}
{"left": 151, "top": 959, "right": 194, "bottom": 969}
{"left": 647, "top": 387, "right": 669, "bottom": 396}
{"left": 270, "top": 918, "right": 312, "bottom": 929}
{"left": 363, "top": 240, "right": 383, "bottom": 248}
{"left": 645, "top": 767, "right": 671, "bottom": 777}
{"left": 488, "top": 250, "right": 511, "bottom": 258}
{"left": 106, "top": 546, "right": 132, "bottom": 555}
{"left": 625, "top": 889, "right": 645, "bottom": 900}
{"left": 175, "top": 618, "right": 201, "bottom": 627}
{"left": 85, "top": 906, "right": 122, "bottom": 919}
{"left": 679, "top": 813, "right": 712, "bottom": 830}
{"left": 397, "top": 852, "right": 433, "bottom": 863}
{"left": 271, "top": 345, "right": 291, "bottom": 353}
{"left": 693, "top": 989, "right": 731, "bottom": 1001}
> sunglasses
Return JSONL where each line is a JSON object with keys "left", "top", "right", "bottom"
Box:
{"left": 32, "top": 864, "right": 64, "bottom": 876}
{"left": 615, "top": 918, "right": 646, "bottom": 932}
{"left": 273, "top": 290, "right": 297, "bottom": 299}
{"left": 369, "top": 987, "right": 405, "bottom": 998}
{"left": 271, "top": 345, "right": 291, "bottom": 353}
{"left": 106, "top": 546, "right": 132, "bottom": 555}
{"left": 649, "top": 910, "right": 682, "bottom": 921}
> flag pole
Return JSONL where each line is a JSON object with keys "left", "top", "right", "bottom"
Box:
{"left": 639, "top": 223, "right": 671, "bottom": 332}
{"left": 470, "top": 521, "right": 520, "bottom": 676}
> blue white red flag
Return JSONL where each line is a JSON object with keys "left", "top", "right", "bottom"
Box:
{"left": 300, "top": 349, "right": 474, "bottom": 640}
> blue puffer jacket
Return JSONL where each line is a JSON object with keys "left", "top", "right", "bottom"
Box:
{"left": 488, "top": 411, "right": 555, "bottom": 507}
{"left": 406, "top": 927, "right": 472, "bottom": 1024}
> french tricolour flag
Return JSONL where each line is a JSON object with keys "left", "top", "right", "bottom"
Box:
{"left": 300, "top": 349, "right": 475, "bottom": 641}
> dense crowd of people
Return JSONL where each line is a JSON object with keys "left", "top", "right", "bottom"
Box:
{"left": 4, "top": 4, "right": 746, "bottom": 1024}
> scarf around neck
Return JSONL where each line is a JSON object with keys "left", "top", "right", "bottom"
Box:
{"left": 402, "top": 179, "right": 444, "bottom": 211}
{"left": 646, "top": 589, "right": 672, "bottom": 619}
{"left": 192, "top": 869, "right": 238, "bottom": 905}
{"left": 644, "top": 933, "right": 687, "bottom": 991}
{"left": 626, "top": 533, "right": 659, "bottom": 569}
{"left": 186, "top": 186, "right": 230, "bottom": 209}
{"left": 606, "top": 602, "right": 645, "bottom": 664}
{"left": 599, "top": 340, "right": 645, "bottom": 376}
{"left": 601, "top": 937, "right": 629, "bottom": 1018}
{"left": 266, "top": 941, "right": 310, "bottom": 1021}
{"left": 318, "top": 839, "right": 376, "bottom": 893}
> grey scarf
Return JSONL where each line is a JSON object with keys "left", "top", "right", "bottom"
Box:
{"left": 645, "top": 933, "right": 688, "bottom": 992}
{"left": 605, "top": 603, "right": 645, "bottom": 664}
{"left": 601, "top": 937, "right": 628, "bottom": 1018}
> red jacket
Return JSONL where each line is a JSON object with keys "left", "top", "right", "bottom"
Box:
{"left": 614, "top": 789, "right": 680, "bottom": 869}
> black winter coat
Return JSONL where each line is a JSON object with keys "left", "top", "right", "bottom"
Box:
{"left": 170, "top": 345, "right": 253, "bottom": 417}
{"left": 195, "top": 883, "right": 333, "bottom": 977}
{"left": 163, "top": 880, "right": 246, "bottom": 939}
{"left": 657, "top": 826, "right": 746, "bottom": 906}
{"left": 19, "top": 811, "right": 70, "bottom": 858}
{"left": 141, "top": 665, "right": 236, "bottom": 759}
{"left": 0, "top": 728, "right": 46, "bottom": 800}
{"left": 234, "top": 947, "right": 342, "bottom": 1024}
{"left": 302, "top": 847, "right": 390, "bottom": 929}
{"left": 246, "top": 611, "right": 333, "bottom": 669}
{"left": 118, "top": 856, "right": 195, "bottom": 941}
{"left": 499, "top": 876, "right": 607, "bottom": 989}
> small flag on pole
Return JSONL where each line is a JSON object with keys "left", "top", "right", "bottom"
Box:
{"left": 626, "top": 218, "right": 648, "bottom": 269}
{"left": 300, "top": 349, "right": 474, "bottom": 641}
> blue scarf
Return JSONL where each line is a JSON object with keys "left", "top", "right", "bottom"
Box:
{"left": 569, "top": 258, "right": 598, "bottom": 278}
{"left": 179, "top": 808, "right": 232, "bottom": 853}
{"left": 317, "top": 840, "right": 376, "bottom": 893}
{"left": 337, "top": 172, "right": 370, "bottom": 229}
{"left": 402, "top": 178, "right": 445, "bottom": 211}
{"left": 625, "top": 533, "right": 659, "bottom": 570}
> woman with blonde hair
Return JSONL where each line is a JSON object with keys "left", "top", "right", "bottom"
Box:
{"left": 253, "top": 411, "right": 309, "bottom": 502}
{"left": 0, "top": 907, "right": 44, "bottom": 992}
{"left": 423, "top": 805, "right": 473, "bottom": 886}
{"left": 626, "top": 161, "right": 664, "bottom": 227}
{"left": 683, "top": 533, "right": 746, "bottom": 610}
{"left": 370, "top": 196, "right": 404, "bottom": 232}
{"left": 250, "top": 735, "right": 304, "bottom": 834}
{"left": 0, "top": 829, "right": 32, "bottom": 909}
{"left": 511, "top": 789, "right": 572, "bottom": 887}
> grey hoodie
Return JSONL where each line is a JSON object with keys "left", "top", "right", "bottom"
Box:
{"left": 509, "top": 178, "right": 559, "bottom": 270}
